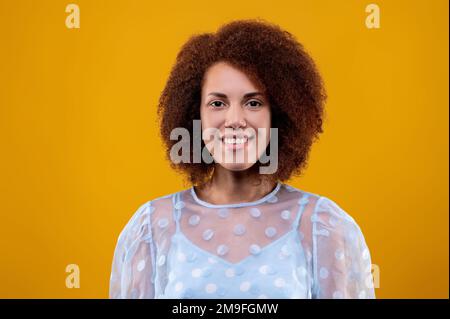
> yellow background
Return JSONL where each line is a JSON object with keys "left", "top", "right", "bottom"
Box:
{"left": 0, "top": 0, "right": 448, "bottom": 298}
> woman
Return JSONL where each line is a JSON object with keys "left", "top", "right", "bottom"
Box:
{"left": 109, "top": 19, "right": 375, "bottom": 299}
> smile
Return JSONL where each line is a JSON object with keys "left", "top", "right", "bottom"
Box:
{"left": 223, "top": 137, "right": 248, "bottom": 145}
{"left": 220, "top": 135, "right": 254, "bottom": 151}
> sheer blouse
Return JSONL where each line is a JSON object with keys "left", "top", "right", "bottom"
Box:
{"left": 109, "top": 182, "right": 375, "bottom": 299}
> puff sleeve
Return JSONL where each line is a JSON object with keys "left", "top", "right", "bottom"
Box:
{"left": 109, "top": 201, "right": 156, "bottom": 298}
{"left": 311, "top": 197, "right": 376, "bottom": 299}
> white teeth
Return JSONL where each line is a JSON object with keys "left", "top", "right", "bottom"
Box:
{"left": 223, "top": 137, "right": 246, "bottom": 144}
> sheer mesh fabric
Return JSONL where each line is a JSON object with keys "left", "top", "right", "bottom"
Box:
{"left": 109, "top": 183, "right": 375, "bottom": 299}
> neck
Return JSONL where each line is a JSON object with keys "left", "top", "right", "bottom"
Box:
{"left": 194, "top": 165, "right": 278, "bottom": 205}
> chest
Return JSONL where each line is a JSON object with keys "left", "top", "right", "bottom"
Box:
{"left": 158, "top": 230, "right": 311, "bottom": 299}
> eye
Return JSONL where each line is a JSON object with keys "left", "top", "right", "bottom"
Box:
{"left": 246, "top": 100, "right": 263, "bottom": 108}
{"left": 209, "top": 100, "right": 226, "bottom": 108}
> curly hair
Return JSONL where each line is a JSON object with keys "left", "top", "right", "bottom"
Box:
{"left": 158, "top": 19, "right": 326, "bottom": 186}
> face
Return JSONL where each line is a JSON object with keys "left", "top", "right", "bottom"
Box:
{"left": 200, "top": 61, "right": 271, "bottom": 171}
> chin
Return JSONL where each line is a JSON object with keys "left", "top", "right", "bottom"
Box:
{"left": 217, "top": 162, "right": 255, "bottom": 172}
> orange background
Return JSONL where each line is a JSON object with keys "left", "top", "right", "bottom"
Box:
{"left": 0, "top": 0, "right": 448, "bottom": 298}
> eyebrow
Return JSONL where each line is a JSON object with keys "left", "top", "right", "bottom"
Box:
{"left": 207, "top": 92, "right": 264, "bottom": 99}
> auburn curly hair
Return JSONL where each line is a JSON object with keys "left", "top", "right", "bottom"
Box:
{"left": 158, "top": 19, "right": 326, "bottom": 186}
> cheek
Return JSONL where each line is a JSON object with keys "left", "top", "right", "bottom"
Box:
{"left": 248, "top": 109, "right": 271, "bottom": 131}
{"left": 200, "top": 108, "right": 223, "bottom": 146}
{"left": 249, "top": 109, "right": 271, "bottom": 147}
{"left": 200, "top": 108, "right": 220, "bottom": 130}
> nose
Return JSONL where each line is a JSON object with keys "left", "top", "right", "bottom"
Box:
{"left": 224, "top": 103, "right": 246, "bottom": 129}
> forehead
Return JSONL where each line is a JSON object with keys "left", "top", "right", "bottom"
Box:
{"left": 202, "top": 62, "right": 262, "bottom": 94}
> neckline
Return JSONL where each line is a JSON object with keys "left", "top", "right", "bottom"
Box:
{"left": 190, "top": 182, "right": 282, "bottom": 208}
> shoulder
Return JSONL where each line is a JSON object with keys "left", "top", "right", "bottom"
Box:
{"left": 282, "top": 184, "right": 366, "bottom": 242}
{"left": 280, "top": 183, "right": 324, "bottom": 220}
{"left": 313, "top": 196, "right": 361, "bottom": 231}
{"left": 116, "top": 189, "right": 184, "bottom": 246}
{"left": 311, "top": 195, "right": 369, "bottom": 251}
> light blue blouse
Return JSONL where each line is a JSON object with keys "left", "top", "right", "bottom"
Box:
{"left": 109, "top": 183, "right": 376, "bottom": 299}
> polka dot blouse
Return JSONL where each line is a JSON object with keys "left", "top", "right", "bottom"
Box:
{"left": 109, "top": 183, "right": 376, "bottom": 299}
